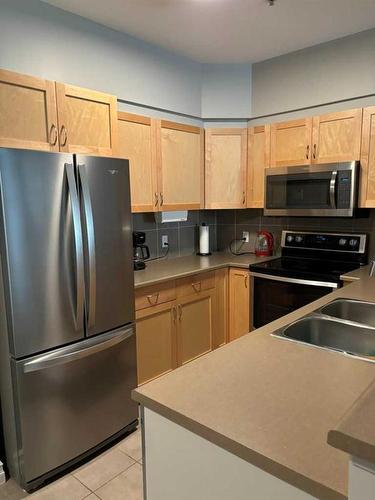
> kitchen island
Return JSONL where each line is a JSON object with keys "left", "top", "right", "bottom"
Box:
{"left": 133, "top": 276, "right": 375, "bottom": 500}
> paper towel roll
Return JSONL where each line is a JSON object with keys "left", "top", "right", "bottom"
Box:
{"left": 198, "top": 224, "right": 211, "bottom": 255}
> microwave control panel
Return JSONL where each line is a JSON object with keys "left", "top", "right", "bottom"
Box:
{"left": 336, "top": 171, "right": 352, "bottom": 209}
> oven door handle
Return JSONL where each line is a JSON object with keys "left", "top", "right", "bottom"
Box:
{"left": 249, "top": 272, "right": 338, "bottom": 289}
{"left": 329, "top": 170, "right": 338, "bottom": 209}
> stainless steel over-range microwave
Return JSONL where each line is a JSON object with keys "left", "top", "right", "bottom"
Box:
{"left": 264, "top": 162, "right": 360, "bottom": 217}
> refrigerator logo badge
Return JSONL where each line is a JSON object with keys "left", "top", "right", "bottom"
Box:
{"left": 108, "top": 169, "right": 118, "bottom": 175}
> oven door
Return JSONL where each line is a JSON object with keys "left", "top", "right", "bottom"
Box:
{"left": 264, "top": 163, "right": 356, "bottom": 217}
{"left": 251, "top": 273, "right": 338, "bottom": 329}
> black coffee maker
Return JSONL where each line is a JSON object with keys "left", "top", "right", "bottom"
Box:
{"left": 133, "top": 231, "right": 150, "bottom": 270}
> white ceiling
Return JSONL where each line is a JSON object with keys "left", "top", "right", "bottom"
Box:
{"left": 41, "top": 0, "right": 375, "bottom": 63}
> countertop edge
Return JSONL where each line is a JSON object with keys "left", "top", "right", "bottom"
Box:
{"left": 328, "top": 429, "right": 375, "bottom": 465}
{"left": 133, "top": 390, "right": 346, "bottom": 500}
{"left": 134, "top": 261, "right": 230, "bottom": 289}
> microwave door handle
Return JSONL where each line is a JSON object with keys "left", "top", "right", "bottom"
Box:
{"left": 65, "top": 163, "right": 84, "bottom": 330}
{"left": 330, "top": 170, "right": 338, "bottom": 209}
{"left": 78, "top": 164, "right": 96, "bottom": 329}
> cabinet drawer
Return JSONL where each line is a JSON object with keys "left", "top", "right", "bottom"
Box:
{"left": 135, "top": 281, "right": 176, "bottom": 311}
{"left": 177, "top": 271, "right": 215, "bottom": 297}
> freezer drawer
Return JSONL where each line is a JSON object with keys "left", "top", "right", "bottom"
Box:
{"left": 13, "top": 326, "right": 138, "bottom": 484}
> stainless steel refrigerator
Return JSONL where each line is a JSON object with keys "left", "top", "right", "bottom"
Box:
{"left": 0, "top": 148, "right": 138, "bottom": 491}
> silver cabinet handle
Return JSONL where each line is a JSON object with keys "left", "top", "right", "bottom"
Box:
{"left": 160, "top": 192, "right": 164, "bottom": 207}
{"left": 23, "top": 327, "right": 134, "bottom": 373}
{"left": 178, "top": 304, "right": 182, "bottom": 320}
{"left": 244, "top": 274, "right": 248, "bottom": 289}
{"left": 49, "top": 124, "right": 58, "bottom": 146}
{"left": 60, "top": 125, "right": 68, "bottom": 147}
{"left": 192, "top": 281, "right": 202, "bottom": 292}
{"left": 242, "top": 191, "right": 246, "bottom": 205}
{"left": 65, "top": 163, "right": 84, "bottom": 331}
{"left": 154, "top": 192, "right": 159, "bottom": 207}
{"left": 172, "top": 305, "right": 177, "bottom": 322}
{"left": 78, "top": 164, "right": 96, "bottom": 329}
{"left": 306, "top": 144, "right": 310, "bottom": 159}
{"left": 313, "top": 143, "right": 317, "bottom": 159}
{"left": 330, "top": 170, "right": 337, "bottom": 209}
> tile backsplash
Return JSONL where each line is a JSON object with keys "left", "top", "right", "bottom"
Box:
{"left": 132, "top": 211, "right": 218, "bottom": 259}
{"left": 132, "top": 209, "right": 375, "bottom": 261}
{"left": 217, "top": 209, "right": 375, "bottom": 258}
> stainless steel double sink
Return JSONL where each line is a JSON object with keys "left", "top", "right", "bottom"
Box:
{"left": 272, "top": 299, "right": 375, "bottom": 363}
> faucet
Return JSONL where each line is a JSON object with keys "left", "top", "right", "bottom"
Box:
{"left": 370, "top": 260, "right": 375, "bottom": 277}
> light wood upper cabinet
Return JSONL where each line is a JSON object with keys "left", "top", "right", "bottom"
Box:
{"left": 136, "top": 301, "right": 177, "bottom": 386}
{"left": 247, "top": 125, "right": 270, "bottom": 208}
{"left": 205, "top": 128, "right": 247, "bottom": 209}
{"left": 177, "top": 290, "right": 213, "bottom": 365}
{"left": 270, "top": 118, "right": 312, "bottom": 167}
{"left": 118, "top": 112, "right": 158, "bottom": 213}
{"left": 56, "top": 82, "right": 118, "bottom": 156}
{"left": 157, "top": 120, "right": 204, "bottom": 211}
{"left": 0, "top": 69, "right": 59, "bottom": 152}
{"left": 311, "top": 108, "right": 362, "bottom": 163}
{"left": 359, "top": 106, "right": 375, "bottom": 208}
{"left": 229, "top": 268, "right": 250, "bottom": 342}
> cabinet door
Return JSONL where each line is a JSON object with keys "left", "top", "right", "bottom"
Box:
{"left": 270, "top": 118, "right": 312, "bottom": 167}
{"left": 359, "top": 106, "right": 375, "bottom": 208}
{"left": 312, "top": 108, "right": 362, "bottom": 164}
{"left": 229, "top": 268, "right": 250, "bottom": 342}
{"left": 177, "top": 290, "right": 214, "bottom": 365}
{"left": 247, "top": 125, "right": 270, "bottom": 208}
{"left": 56, "top": 83, "right": 118, "bottom": 156}
{"left": 136, "top": 301, "right": 177, "bottom": 385}
{"left": 205, "top": 128, "right": 247, "bottom": 209}
{"left": 118, "top": 112, "right": 158, "bottom": 213}
{"left": 0, "top": 69, "right": 59, "bottom": 151}
{"left": 158, "top": 120, "right": 203, "bottom": 211}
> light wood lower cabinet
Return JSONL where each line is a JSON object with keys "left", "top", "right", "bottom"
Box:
{"left": 135, "top": 270, "right": 227, "bottom": 385}
{"left": 229, "top": 268, "right": 251, "bottom": 342}
{"left": 0, "top": 69, "right": 59, "bottom": 151}
{"left": 136, "top": 301, "right": 177, "bottom": 385}
{"left": 177, "top": 290, "right": 214, "bottom": 365}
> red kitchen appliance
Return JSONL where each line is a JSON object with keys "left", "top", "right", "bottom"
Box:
{"left": 255, "top": 231, "right": 274, "bottom": 256}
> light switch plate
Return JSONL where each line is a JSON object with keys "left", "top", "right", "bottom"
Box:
{"left": 162, "top": 235, "right": 169, "bottom": 247}
{"left": 242, "top": 231, "right": 250, "bottom": 243}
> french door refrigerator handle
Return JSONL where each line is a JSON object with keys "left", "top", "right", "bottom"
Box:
{"left": 78, "top": 163, "right": 97, "bottom": 329}
{"left": 23, "top": 327, "right": 134, "bottom": 373}
{"left": 65, "top": 163, "right": 84, "bottom": 330}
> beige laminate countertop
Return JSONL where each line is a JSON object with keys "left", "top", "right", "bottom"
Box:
{"left": 340, "top": 264, "right": 371, "bottom": 282}
{"left": 134, "top": 252, "right": 275, "bottom": 288}
{"left": 133, "top": 277, "right": 375, "bottom": 500}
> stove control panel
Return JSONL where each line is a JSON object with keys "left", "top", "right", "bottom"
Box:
{"left": 282, "top": 231, "right": 366, "bottom": 253}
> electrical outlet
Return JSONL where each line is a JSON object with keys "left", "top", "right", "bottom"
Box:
{"left": 162, "top": 235, "right": 169, "bottom": 247}
{"left": 242, "top": 231, "right": 250, "bottom": 243}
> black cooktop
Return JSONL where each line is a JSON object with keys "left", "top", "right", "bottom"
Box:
{"left": 250, "top": 257, "right": 360, "bottom": 284}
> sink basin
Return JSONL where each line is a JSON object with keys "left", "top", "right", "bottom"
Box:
{"left": 320, "top": 299, "right": 375, "bottom": 327}
{"left": 274, "top": 315, "right": 375, "bottom": 359}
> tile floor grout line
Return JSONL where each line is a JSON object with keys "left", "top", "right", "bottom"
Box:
{"left": 73, "top": 474, "right": 96, "bottom": 495}
{"left": 116, "top": 446, "right": 141, "bottom": 463}
{"left": 91, "top": 461, "right": 139, "bottom": 495}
